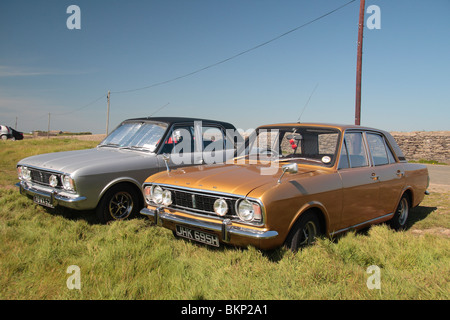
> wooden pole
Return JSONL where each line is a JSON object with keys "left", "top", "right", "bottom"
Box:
{"left": 355, "top": 0, "right": 365, "bottom": 126}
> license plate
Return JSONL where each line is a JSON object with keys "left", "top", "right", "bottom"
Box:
{"left": 175, "top": 225, "right": 220, "bottom": 247}
{"left": 33, "top": 195, "right": 54, "bottom": 208}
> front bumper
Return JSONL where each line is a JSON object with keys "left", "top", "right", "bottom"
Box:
{"left": 16, "top": 181, "right": 87, "bottom": 210}
{"left": 140, "top": 206, "right": 279, "bottom": 249}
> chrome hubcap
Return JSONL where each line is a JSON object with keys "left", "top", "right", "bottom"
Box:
{"left": 109, "top": 191, "right": 133, "bottom": 220}
{"left": 397, "top": 198, "right": 408, "bottom": 226}
{"left": 299, "top": 221, "right": 317, "bottom": 247}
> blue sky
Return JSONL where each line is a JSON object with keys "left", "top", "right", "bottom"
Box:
{"left": 0, "top": 0, "right": 449, "bottom": 134}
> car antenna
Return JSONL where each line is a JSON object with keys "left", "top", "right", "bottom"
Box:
{"left": 297, "top": 83, "right": 319, "bottom": 123}
{"left": 148, "top": 102, "right": 170, "bottom": 117}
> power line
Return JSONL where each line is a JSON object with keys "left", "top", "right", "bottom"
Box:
{"left": 111, "top": 0, "right": 356, "bottom": 94}
{"left": 52, "top": 94, "right": 107, "bottom": 116}
{"left": 30, "top": 0, "right": 356, "bottom": 128}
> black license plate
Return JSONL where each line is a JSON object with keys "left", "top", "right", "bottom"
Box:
{"left": 33, "top": 195, "right": 54, "bottom": 208}
{"left": 175, "top": 225, "right": 220, "bottom": 247}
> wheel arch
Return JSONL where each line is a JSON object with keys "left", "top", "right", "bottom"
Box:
{"left": 286, "top": 201, "right": 329, "bottom": 239}
{"left": 97, "top": 178, "right": 144, "bottom": 209}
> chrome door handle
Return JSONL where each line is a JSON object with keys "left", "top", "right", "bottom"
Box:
{"left": 396, "top": 170, "right": 404, "bottom": 177}
{"left": 371, "top": 173, "right": 379, "bottom": 181}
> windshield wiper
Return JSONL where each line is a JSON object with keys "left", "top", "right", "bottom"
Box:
{"left": 98, "top": 143, "right": 120, "bottom": 148}
{"left": 279, "top": 157, "right": 324, "bottom": 164}
{"left": 119, "top": 145, "right": 154, "bottom": 152}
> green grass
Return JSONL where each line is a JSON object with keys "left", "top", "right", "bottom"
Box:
{"left": 0, "top": 139, "right": 449, "bottom": 299}
{"left": 409, "top": 159, "right": 448, "bottom": 165}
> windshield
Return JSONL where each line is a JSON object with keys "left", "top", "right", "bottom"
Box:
{"left": 246, "top": 126, "right": 340, "bottom": 167}
{"left": 99, "top": 121, "right": 168, "bottom": 152}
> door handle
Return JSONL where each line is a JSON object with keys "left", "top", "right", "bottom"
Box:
{"left": 371, "top": 173, "right": 379, "bottom": 181}
{"left": 396, "top": 170, "right": 404, "bottom": 177}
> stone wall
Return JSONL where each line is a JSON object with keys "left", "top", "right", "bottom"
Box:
{"left": 390, "top": 131, "right": 449, "bottom": 164}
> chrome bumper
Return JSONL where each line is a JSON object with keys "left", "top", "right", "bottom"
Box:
{"left": 16, "top": 182, "right": 87, "bottom": 210}
{"left": 140, "top": 207, "right": 278, "bottom": 243}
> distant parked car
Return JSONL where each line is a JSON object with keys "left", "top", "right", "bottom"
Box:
{"left": 141, "top": 123, "right": 429, "bottom": 251}
{"left": 1, "top": 125, "right": 23, "bottom": 140}
{"left": 16, "top": 117, "right": 241, "bottom": 223}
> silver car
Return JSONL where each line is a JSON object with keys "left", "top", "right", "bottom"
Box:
{"left": 16, "top": 117, "right": 240, "bottom": 223}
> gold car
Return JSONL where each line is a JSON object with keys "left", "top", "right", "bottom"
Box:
{"left": 140, "top": 123, "right": 429, "bottom": 251}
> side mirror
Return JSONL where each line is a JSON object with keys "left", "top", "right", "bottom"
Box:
{"left": 278, "top": 163, "right": 298, "bottom": 184}
{"left": 162, "top": 153, "right": 171, "bottom": 173}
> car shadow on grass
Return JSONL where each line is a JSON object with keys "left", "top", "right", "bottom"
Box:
{"left": 407, "top": 205, "right": 438, "bottom": 228}
{"left": 43, "top": 206, "right": 100, "bottom": 224}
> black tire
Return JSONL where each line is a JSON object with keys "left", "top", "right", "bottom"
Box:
{"left": 389, "top": 194, "right": 410, "bottom": 230}
{"left": 284, "top": 211, "right": 321, "bottom": 252}
{"left": 96, "top": 184, "right": 140, "bottom": 224}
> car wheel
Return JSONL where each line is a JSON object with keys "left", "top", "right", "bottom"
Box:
{"left": 389, "top": 194, "right": 410, "bottom": 230}
{"left": 96, "top": 184, "right": 140, "bottom": 223}
{"left": 1, "top": 135, "right": 7, "bottom": 140}
{"left": 284, "top": 211, "right": 321, "bottom": 252}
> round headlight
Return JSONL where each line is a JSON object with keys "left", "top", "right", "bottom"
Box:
{"left": 151, "top": 185, "right": 163, "bottom": 204}
{"left": 22, "top": 167, "right": 31, "bottom": 181}
{"left": 237, "top": 199, "right": 262, "bottom": 222}
{"left": 144, "top": 186, "right": 152, "bottom": 204}
{"left": 237, "top": 199, "right": 255, "bottom": 221}
{"left": 62, "top": 175, "right": 75, "bottom": 191}
{"left": 162, "top": 190, "right": 172, "bottom": 206}
{"left": 213, "top": 198, "right": 228, "bottom": 216}
{"left": 49, "top": 175, "right": 58, "bottom": 187}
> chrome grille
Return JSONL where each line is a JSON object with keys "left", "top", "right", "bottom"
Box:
{"left": 168, "top": 188, "right": 237, "bottom": 216}
{"left": 29, "top": 168, "right": 62, "bottom": 188}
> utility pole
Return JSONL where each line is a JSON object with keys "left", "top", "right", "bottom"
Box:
{"left": 106, "top": 91, "right": 110, "bottom": 135}
{"left": 355, "top": 0, "right": 365, "bottom": 126}
{"left": 47, "top": 113, "right": 51, "bottom": 139}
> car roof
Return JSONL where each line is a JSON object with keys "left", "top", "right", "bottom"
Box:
{"left": 123, "top": 116, "right": 236, "bottom": 130}
{"left": 256, "top": 122, "right": 382, "bottom": 132}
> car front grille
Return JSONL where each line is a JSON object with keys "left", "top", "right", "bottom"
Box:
{"left": 29, "top": 168, "right": 62, "bottom": 188}
{"left": 166, "top": 187, "right": 238, "bottom": 217}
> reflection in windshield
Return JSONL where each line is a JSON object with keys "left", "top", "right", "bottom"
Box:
{"left": 246, "top": 127, "right": 340, "bottom": 166}
{"left": 99, "top": 122, "right": 167, "bottom": 152}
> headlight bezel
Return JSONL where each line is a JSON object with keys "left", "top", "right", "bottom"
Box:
{"left": 161, "top": 189, "right": 173, "bottom": 206}
{"left": 145, "top": 185, "right": 173, "bottom": 206}
{"left": 151, "top": 185, "right": 164, "bottom": 205}
{"left": 62, "top": 175, "right": 76, "bottom": 191}
{"left": 49, "top": 175, "right": 58, "bottom": 188}
{"left": 18, "top": 166, "right": 31, "bottom": 181}
{"left": 236, "top": 199, "right": 262, "bottom": 223}
{"left": 213, "top": 198, "right": 228, "bottom": 216}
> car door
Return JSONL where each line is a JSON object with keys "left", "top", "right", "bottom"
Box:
{"left": 157, "top": 122, "right": 230, "bottom": 169}
{"left": 158, "top": 123, "right": 197, "bottom": 170}
{"left": 366, "top": 132, "right": 405, "bottom": 215}
{"left": 337, "top": 131, "right": 381, "bottom": 230}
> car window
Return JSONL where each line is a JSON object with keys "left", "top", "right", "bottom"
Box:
{"left": 366, "top": 133, "right": 389, "bottom": 166}
{"left": 343, "top": 132, "right": 368, "bottom": 168}
{"left": 246, "top": 127, "right": 340, "bottom": 166}
{"left": 100, "top": 122, "right": 167, "bottom": 151}
{"left": 160, "top": 125, "right": 194, "bottom": 154}
{"left": 386, "top": 142, "right": 396, "bottom": 163}
{"left": 203, "top": 127, "right": 224, "bottom": 150}
{"left": 338, "top": 139, "right": 350, "bottom": 169}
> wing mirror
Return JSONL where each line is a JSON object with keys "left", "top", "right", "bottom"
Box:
{"left": 278, "top": 163, "right": 298, "bottom": 184}
{"left": 162, "top": 153, "right": 171, "bottom": 173}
